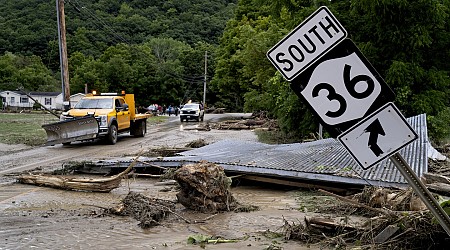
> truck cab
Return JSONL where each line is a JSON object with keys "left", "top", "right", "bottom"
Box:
{"left": 55, "top": 92, "right": 149, "bottom": 145}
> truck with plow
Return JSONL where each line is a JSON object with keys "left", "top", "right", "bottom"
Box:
{"left": 42, "top": 91, "right": 150, "bottom": 146}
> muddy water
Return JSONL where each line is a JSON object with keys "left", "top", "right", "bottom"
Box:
{"left": 0, "top": 178, "right": 312, "bottom": 249}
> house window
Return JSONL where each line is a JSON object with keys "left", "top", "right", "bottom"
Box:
{"left": 20, "top": 97, "right": 29, "bottom": 103}
{"left": 10, "top": 97, "right": 15, "bottom": 103}
{"left": 45, "top": 98, "right": 52, "bottom": 105}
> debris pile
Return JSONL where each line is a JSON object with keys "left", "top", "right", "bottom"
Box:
{"left": 185, "top": 139, "right": 208, "bottom": 148}
{"left": 110, "top": 191, "right": 176, "bottom": 228}
{"left": 282, "top": 187, "right": 450, "bottom": 249}
{"left": 174, "top": 160, "right": 238, "bottom": 212}
{"left": 354, "top": 186, "right": 426, "bottom": 211}
{"left": 210, "top": 118, "right": 278, "bottom": 131}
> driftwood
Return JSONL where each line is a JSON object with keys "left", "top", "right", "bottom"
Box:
{"left": 424, "top": 173, "right": 450, "bottom": 196}
{"left": 17, "top": 154, "right": 141, "bottom": 192}
{"left": 210, "top": 118, "right": 278, "bottom": 130}
{"left": 306, "top": 217, "right": 361, "bottom": 232}
{"left": 424, "top": 172, "right": 450, "bottom": 184}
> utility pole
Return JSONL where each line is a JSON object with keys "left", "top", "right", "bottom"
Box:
{"left": 203, "top": 51, "right": 207, "bottom": 106}
{"left": 56, "top": 0, "right": 70, "bottom": 110}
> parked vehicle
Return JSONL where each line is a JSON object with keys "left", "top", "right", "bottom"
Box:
{"left": 180, "top": 102, "right": 204, "bottom": 122}
{"left": 42, "top": 91, "right": 150, "bottom": 145}
{"left": 146, "top": 104, "right": 159, "bottom": 115}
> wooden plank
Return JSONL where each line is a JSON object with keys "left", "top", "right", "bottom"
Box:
{"left": 241, "top": 175, "right": 347, "bottom": 193}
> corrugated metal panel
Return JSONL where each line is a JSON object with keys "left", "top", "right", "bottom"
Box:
{"left": 169, "top": 114, "right": 428, "bottom": 188}
{"left": 89, "top": 114, "right": 429, "bottom": 188}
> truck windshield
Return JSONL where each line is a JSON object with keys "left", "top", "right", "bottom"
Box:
{"left": 183, "top": 104, "right": 198, "bottom": 109}
{"left": 74, "top": 99, "right": 113, "bottom": 109}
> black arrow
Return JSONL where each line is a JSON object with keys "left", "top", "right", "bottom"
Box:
{"left": 364, "top": 119, "right": 385, "bottom": 156}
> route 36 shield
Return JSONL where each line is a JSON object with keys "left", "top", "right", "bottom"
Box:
{"left": 290, "top": 39, "right": 395, "bottom": 137}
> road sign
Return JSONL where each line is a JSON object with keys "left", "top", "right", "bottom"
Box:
{"left": 338, "top": 102, "right": 418, "bottom": 170}
{"left": 266, "top": 6, "right": 347, "bottom": 81}
{"left": 290, "top": 39, "right": 395, "bottom": 137}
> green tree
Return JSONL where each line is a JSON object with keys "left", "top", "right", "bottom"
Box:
{"left": 0, "top": 52, "right": 58, "bottom": 92}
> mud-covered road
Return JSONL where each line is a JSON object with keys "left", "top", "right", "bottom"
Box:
{"left": 0, "top": 113, "right": 256, "bottom": 178}
{"left": 0, "top": 113, "right": 315, "bottom": 250}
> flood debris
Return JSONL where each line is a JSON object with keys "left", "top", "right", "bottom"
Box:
{"left": 210, "top": 118, "right": 278, "bottom": 130}
{"left": 17, "top": 155, "right": 140, "bottom": 192}
{"left": 109, "top": 191, "right": 176, "bottom": 228}
{"left": 185, "top": 139, "right": 208, "bottom": 148}
{"left": 282, "top": 186, "right": 450, "bottom": 249}
{"left": 143, "top": 147, "right": 190, "bottom": 157}
{"left": 187, "top": 234, "right": 239, "bottom": 247}
{"left": 174, "top": 160, "right": 238, "bottom": 212}
{"left": 424, "top": 172, "right": 450, "bottom": 196}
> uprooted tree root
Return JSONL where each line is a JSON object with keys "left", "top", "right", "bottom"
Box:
{"left": 174, "top": 161, "right": 238, "bottom": 213}
{"left": 109, "top": 191, "right": 176, "bottom": 228}
{"left": 173, "top": 161, "right": 260, "bottom": 213}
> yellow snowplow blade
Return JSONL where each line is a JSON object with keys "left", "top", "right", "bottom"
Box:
{"left": 42, "top": 117, "right": 99, "bottom": 146}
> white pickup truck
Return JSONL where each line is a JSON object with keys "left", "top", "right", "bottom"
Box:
{"left": 179, "top": 102, "right": 204, "bottom": 122}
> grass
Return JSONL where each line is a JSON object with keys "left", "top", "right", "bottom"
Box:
{"left": 147, "top": 115, "right": 168, "bottom": 125}
{"left": 0, "top": 112, "right": 60, "bottom": 146}
{"left": 0, "top": 113, "right": 169, "bottom": 146}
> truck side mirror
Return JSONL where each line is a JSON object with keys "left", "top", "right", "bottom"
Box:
{"left": 123, "top": 103, "right": 129, "bottom": 111}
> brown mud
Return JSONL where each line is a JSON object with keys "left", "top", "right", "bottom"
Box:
{"left": 0, "top": 113, "right": 312, "bottom": 249}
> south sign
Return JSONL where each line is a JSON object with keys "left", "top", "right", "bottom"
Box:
{"left": 267, "top": 6, "right": 347, "bottom": 81}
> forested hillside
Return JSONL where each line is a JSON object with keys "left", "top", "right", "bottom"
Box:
{"left": 3, "top": 0, "right": 450, "bottom": 143}
{"left": 212, "top": 0, "right": 450, "bottom": 143}
{"left": 0, "top": 0, "right": 236, "bottom": 106}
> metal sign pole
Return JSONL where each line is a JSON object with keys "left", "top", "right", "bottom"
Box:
{"left": 390, "top": 152, "right": 450, "bottom": 235}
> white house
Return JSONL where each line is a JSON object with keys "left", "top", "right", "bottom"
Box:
{"left": 30, "top": 91, "right": 63, "bottom": 110}
{"left": 69, "top": 93, "right": 86, "bottom": 108}
{"left": 0, "top": 91, "right": 62, "bottom": 111}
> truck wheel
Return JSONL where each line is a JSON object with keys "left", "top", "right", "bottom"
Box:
{"left": 135, "top": 120, "right": 146, "bottom": 137}
{"left": 62, "top": 142, "right": 71, "bottom": 146}
{"left": 107, "top": 124, "right": 118, "bottom": 145}
{"left": 180, "top": 117, "right": 184, "bottom": 122}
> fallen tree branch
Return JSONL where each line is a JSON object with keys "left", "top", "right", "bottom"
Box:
{"left": 318, "top": 189, "right": 395, "bottom": 215}
{"left": 18, "top": 151, "right": 143, "bottom": 192}
{"left": 136, "top": 160, "right": 168, "bottom": 170}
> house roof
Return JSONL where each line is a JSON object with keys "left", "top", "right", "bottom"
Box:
{"left": 70, "top": 93, "right": 86, "bottom": 97}
{"left": 0, "top": 90, "right": 61, "bottom": 97}
{"left": 29, "top": 91, "right": 61, "bottom": 97}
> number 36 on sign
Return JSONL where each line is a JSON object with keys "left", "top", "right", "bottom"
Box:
{"left": 290, "top": 39, "right": 395, "bottom": 137}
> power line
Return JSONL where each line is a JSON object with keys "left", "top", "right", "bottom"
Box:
{"left": 62, "top": 0, "right": 211, "bottom": 102}
{"left": 67, "top": 0, "right": 130, "bottom": 45}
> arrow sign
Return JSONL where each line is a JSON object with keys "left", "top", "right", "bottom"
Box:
{"left": 338, "top": 102, "right": 417, "bottom": 170}
{"left": 364, "top": 119, "right": 385, "bottom": 156}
